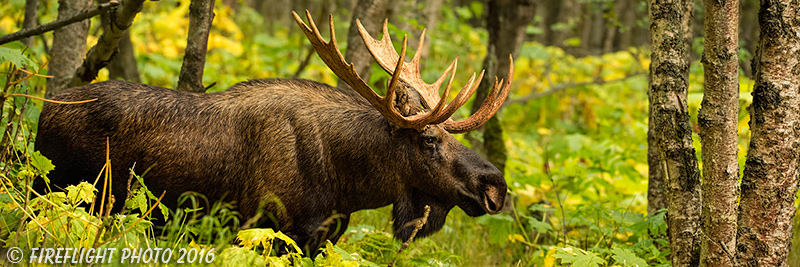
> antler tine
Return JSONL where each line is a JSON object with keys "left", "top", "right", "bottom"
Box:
{"left": 443, "top": 55, "right": 514, "bottom": 133}
{"left": 385, "top": 36, "right": 407, "bottom": 106}
{"left": 430, "top": 69, "right": 485, "bottom": 125}
{"left": 356, "top": 19, "right": 457, "bottom": 108}
{"left": 293, "top": 10, "right": 447, "bottom": 129}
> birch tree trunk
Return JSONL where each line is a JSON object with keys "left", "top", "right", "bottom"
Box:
{"left": 697, "top": 0, "right": 740, "bottom": 265}
{"left": 736, "top": 1, "right": 800, "bottom": 265}
{"left": 648, "top": 0, "right": 702, "bottom": 266}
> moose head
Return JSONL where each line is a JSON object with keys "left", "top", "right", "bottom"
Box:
{"left": 292, "top": 10, "right": 513, "bottom": 241}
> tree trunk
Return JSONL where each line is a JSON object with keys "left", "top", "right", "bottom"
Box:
{"left": 550, "top": 0, "right": 580, "bottom": 48}
{"left": 736, "top": 1, "right": 800, "bottom": 266}
{"left": 100, "top": 0, "right": 140, "bottom": 83}
{"left": 739, "top": 0, "right": 759, "bottom": 78}
{"left": 420, "top": 0, "right": 443, "bottom": 59}
{"left": 469, "top": 0, "right": 534, "bottom": 171}
{"left": 540, "top": 0, "right": 561, "bottom": 46}
{"left": 339, "top": 0, "right": 389, "bottom": 90}
{"left": 617, "top": 0, "right": 635, "bottom": 49}
{"left": 21, "top": 0, "right": 39, "bottom": 48}
{"left": 648, "top": 0, "right": 702, "bottom": 266}
{"left": 697, "top": 0, "right": 740, "bottom": 265}
{"left": 46, "top": 0, "right": 92, "bottom": 98}
{"left": 70, "top": 0, "right": 145, "bottom": 87}
{"left": 647, "top": 118, "right": 667, "bottom": 216}
{"left": 106, "top": 30, "right": 140, "bottom": 83}
{"left": 177, "top": 0, "right": 215, "bottom": 92}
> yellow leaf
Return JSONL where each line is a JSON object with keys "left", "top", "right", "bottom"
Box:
{"left": 537, "top": 128, "right": 552, "bottom": 136}
{"left": 544, "top": 247, "right": 558, "bottom": 267}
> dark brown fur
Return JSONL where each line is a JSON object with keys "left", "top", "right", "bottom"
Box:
{"left": 34, "top": 79, "right": 506, "bottom": 253}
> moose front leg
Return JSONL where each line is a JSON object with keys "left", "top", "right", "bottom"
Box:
{"left": 296, "top": 212, "right": 351, "bottom": 257}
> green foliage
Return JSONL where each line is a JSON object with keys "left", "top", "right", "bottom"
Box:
{"left": 0, "top": 47, "right": 37, "bottom": 70}
{"left": 611, "top": 246, "right": 649, "bottom": 267}
{"left": 553, "top": 246, "right": 604, "bottom": 267}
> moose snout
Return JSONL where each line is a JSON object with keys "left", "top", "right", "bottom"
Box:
{"left": 482, "top": 183, "right": 506, "bottom": 214}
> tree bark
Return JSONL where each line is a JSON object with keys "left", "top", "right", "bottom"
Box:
{"left": 549, "top": 0, "right": 580, "bottom": 48}
{"left": 648, "top": 0, "right": 702, "bottom": 266}
{"left": 98, "top": 0, "right": 139, "bottom": 83}
{"left": 736, "top": 1, "right": 800, "bottom": 266}
{"left": 177, "top": 0, "right": 215, "bottom": 92}
{"left": 469, "top": 0, "right": 534, "bottom": 171}
{"left": 106, "top": 29, "right": 140, "bottom": 82}
{"left": 420, "top": 0, "right": 442, "bottom": 59}
{"left": 45, "top": 0, "right": 93, "bottom": 99}
{"left": 647, "top": 0, "right": 667, "bottom": 221}
{"left": 618, "top": 0, "right": 635, "bottom": 49}
{"left": 697, "top": 0, "right": 740, "bottom": 266}
{"left": 647, "top": 117, "right": 667, "bottom": 216}
{"left": 69, "top": 0, "right": 145, "bottom": 87}
{"left": 21, "top": 0, "right": 39, "bottom": 48}
{"left": 339, "top": 0, "right": 389, "bottom": 90}
{"left": 540, "top": 0, "right": 561, "bottom": 46}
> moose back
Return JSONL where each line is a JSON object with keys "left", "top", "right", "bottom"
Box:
{"left": 34, "top": 12, "right": 512, "bottom": 253}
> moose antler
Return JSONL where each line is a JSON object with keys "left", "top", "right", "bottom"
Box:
{"left": 293, "top": 10, "right": 512, "bottom": 132}
{"left": 356, "top": 19, "right": 514, "bottom": 133}
{"left": 292, "top": 10, "right": 451, "bottom": 130}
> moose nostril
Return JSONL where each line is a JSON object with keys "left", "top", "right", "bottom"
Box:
{"left": 484, "top": 191, "right": 498, "bottom": 211}
{"left": 482, "top": 185, "right": 505, "bottom": 214}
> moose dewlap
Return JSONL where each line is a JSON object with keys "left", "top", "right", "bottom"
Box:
{"left": 34, "top": 11, "right": 513, "bottom": 254}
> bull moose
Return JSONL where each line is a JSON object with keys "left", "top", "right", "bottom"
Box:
{"left": 34, "top": 11, "right": 513, "bottom": 254}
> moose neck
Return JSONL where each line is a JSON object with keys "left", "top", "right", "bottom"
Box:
{"left": 326, "top": 107, "right": 410, "bottom": 214}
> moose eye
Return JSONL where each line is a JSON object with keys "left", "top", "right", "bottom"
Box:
{"left": 423, "top": 136, "right": 437, "bottom": 146}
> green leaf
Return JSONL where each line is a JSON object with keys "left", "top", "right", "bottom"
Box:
{"left": 476, "top": 213, "right": 515, "bottom": 245}
{"left": 0, "top": 192, "right": 13, "bottom": 203}
{"left": 237, "top": 228, "right": 301, "bottom": 254}
{"left": 563, "top": 37, "right": 582, "bottom": 47}
{"left": 30, "top": 151, "right": 55, "bottom": 178}
{"left": 158, "top": 203, "right": 169, "bottom": 221}
{"left": 527, "top": 216, "right": 553, "bottom": 234}
{"left": 612, "top": 246, "right": 648, "bottom": 267}
{"left": 220, "top": 246, "right": 264, "bottom": 266}
{"left": 0, "top": 47, "right": 38, "bottom": 69}
{"left": 553, "top": 246, "right": 605, "bottom": 267}
{"left": 66, "top": 182, "right": 96, "bottom": 204}
{"left": 125, "top": 190, "right": 147, "bottom": 214}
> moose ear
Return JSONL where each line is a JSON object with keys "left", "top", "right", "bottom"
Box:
{"left": 392, "top": 81, "right": 425, "bottom": 117}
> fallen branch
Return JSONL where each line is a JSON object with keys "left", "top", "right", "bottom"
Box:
{"left": 0, "top": 1, "right": 120, "bottom": 45}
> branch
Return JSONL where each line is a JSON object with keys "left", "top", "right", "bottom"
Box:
{"left": 0, "top": 1, "right": 120, "bottom": 45}
{"left": 503, "top": 72, "right": 646, "bottom": 107}
{"left": 388, "top": 205, "right": 430, "bottom": 267}
{"left": 69, "top": 0, "right": 147, "bottom": 87}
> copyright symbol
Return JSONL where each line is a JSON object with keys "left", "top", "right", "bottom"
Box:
{"left": 6, "top": 247, "right": 22, "bottom": 263}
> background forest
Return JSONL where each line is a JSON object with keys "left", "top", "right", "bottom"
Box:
{"left": 0, "top": 0, "right": 796, "bottom": 266}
